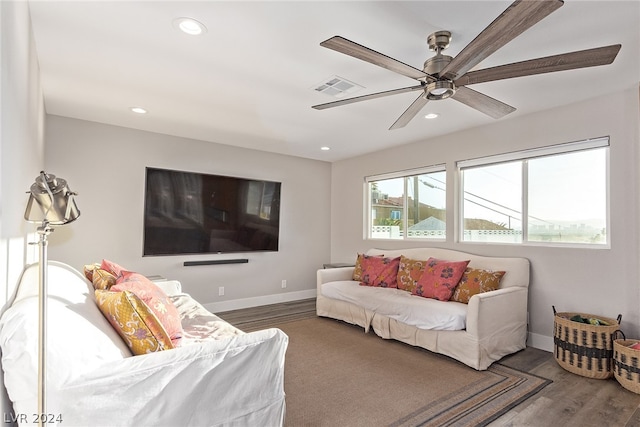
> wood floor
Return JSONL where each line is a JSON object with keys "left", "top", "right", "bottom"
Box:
{"left": 494, "top": 347, "right": 640, "bottom": 427}
{"left": 218, "top": 299, "right": 640, "bottom": 427}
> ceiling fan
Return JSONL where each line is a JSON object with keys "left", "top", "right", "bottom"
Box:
{"left": 312, "top": 0, "right": 621, "bottom": 130}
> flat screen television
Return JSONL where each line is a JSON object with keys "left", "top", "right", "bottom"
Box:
{"left": 143, "top": 167, "right": 281, "bottom": 255}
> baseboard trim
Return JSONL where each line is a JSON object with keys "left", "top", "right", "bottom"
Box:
{"left": 204, "top": 289, "right": 317, "bottom": 313}
{"left": 528, "top": 331, "right": 554, "bottom": 352}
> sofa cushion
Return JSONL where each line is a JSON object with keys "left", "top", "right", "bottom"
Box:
{"left": 396, "top": 255, "right": 427, "bottom": 293}
{"left": 450, "top": 268, "right": 505, "bottom": 304}
{"left": 170, "top": 294, "right": 245, "bottom": 343}
{"left": 321, "top": 280, "right": 467, "bottom": 330}
{"left": 413, "top": 258, "right": 470, "bottom": 301}
{"left": 95, "top": 290, "right": 174, "bottom": 355}
{"left": 359, "top": 256, "right": 400, "bottom": 288}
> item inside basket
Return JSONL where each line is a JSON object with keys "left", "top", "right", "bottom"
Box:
{"left": 569, "top": 314, "right": 610, "bottom": 326}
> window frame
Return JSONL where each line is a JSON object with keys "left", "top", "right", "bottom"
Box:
{"left": 364, "top": 164, "right": 446, "bottom": 241}
{"left": 456, "top": 137, "right": 610, "bottom": 248}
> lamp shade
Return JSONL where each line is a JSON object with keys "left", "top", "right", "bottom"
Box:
{"left": 24, "top": 172, "right": 80, "bottom": 225}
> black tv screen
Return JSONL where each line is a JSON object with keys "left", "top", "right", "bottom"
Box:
{"left": 143, "top": 167, "right": 281, "bottom": 255}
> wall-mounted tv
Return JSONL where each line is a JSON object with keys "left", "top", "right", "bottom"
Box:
{"left": 143, "top": 167, "right": 281, "bottom": 256}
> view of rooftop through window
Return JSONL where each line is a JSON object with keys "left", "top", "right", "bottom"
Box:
{"left": 460, "top": 144, "right": 608, "bottom": 245}
{"left": 368, "top": 169, "right": 446, "bottom": 240}
{"left": 367, "top": 138, "right": 609, "bottom": 247}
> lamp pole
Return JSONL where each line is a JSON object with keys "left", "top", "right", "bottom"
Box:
{"left": 36, "top": 221, "right": 53, "bottom": 427}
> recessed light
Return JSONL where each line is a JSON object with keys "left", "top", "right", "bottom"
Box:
{"left": 173, "top": 17, "right": 207, "bottom": 36}
{"left": 424, "top": 113, "right": 439, "bottom": 119}
{"left": 320, "top": 146, "right": 331, "bottom": 151}
{"left": 130, "top": 107, "right": 148, "bottom": 114}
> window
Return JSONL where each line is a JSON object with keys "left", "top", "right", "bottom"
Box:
{"left": 366, "top": 165, "right": 446, "bottom": 240}
{"left": 461, "top": 161, "right": 522, "bottom": 243}
{"left": 458, "top": 138, "right": 609, "bottom": 246}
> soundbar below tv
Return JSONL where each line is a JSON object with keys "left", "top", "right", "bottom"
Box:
{"left": 143, "top": 167, "right": 281, "bottom": 256}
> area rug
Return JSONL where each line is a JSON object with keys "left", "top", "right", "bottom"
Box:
{"left": 273, "top": 317, "right": 551, "bottom": 427}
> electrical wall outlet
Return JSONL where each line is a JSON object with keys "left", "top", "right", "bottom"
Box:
{"left": 218, "top": 286, "right": 225, "bottom": 296}
{"left": 281, "top": 279, "right": 287, "bottom": 289}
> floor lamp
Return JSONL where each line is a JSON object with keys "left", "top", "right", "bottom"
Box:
{"left": 24, "top": 172, "right": 80, "bottom": 426}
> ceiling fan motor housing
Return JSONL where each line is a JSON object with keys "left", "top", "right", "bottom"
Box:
{"left": 423, "top": 30, "right": 456, "bottom": 100}
{"left": 423, "top": 54, "right": 453, "bottom": 77}
{"left": 424, "top": 30, "right": 454, "bottom": 77}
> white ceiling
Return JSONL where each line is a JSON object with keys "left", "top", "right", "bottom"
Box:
{"left": 27, "top": 1, "right": 640, "bottom": 162}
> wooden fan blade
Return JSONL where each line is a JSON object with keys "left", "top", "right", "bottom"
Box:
{"left": 312, "top": 85, "right": 425, "bottom": 110}
{"left": 389, "top": 94, "right": 429, "bottom": 130}
{"left": 321, "top": 36, "right": 433, "bottom": 82}
{"left": 455, "top": 45, "right": 621, "bottom": 86}
{"left": 441, "top": 0, "right": 564, "bottom": 80}
{"left": 452, "top": 86, "right": 516, "bottom": 119}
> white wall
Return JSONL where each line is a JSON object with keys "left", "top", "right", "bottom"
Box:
{"left": 44, "top": 115, "right": 331, "bottom": 309}
{"left": 0, "top": 1, "right": 46, "bottom": 423}
{"left": 0, "top": 0, "right": 45, "bottom": 300}
{"left": 330, "top": 87, "right": 640, "bottom": 350}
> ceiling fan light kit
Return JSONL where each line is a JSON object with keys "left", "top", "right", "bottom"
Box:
{"left": 425, "top": 80, "right": 456, "bottom": 101}
{"left": 312, "top": 0, "right": 621, "bottom": 130}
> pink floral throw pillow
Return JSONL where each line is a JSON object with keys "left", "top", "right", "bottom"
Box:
{"left": 450, "top": 268, "right": 505, "bottom": 304}
{"left": 102, "top": 259, "right": 183, "bottom": 347}
{"left": 360, "top": 256, "right": 400, "bottom": 288}
{"left": 413, "top": 258, "right": 470, "bottom": 301}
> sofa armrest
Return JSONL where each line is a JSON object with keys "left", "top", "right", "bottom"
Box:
{"left": 152, "top": 279, "right": 183, "bottom": 295}
{"left": 465, "top": 287, "right": 528, "bottom": 339}
{"left": 317, "top": 267, "right": 355, "bottom": 292}
{"left": 55, "top": 328, "right": 288, "bottom": 427}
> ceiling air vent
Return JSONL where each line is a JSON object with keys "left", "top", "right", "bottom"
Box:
{"left": 313, "top": 76, "right": 364, "bottom": 98}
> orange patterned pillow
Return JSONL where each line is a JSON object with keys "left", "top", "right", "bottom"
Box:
{"left": 92, "top": 268, "right": 117, "bottom": 290}
{"left": 413, "top": 258, "right": 470, "bottom": 301}
{"left": 396, "top": 255, "right": 427, "bottom": 293}
{"left": 352, "top": 253, "right": 383, "bottom": 281}
{"left": 95, "top": 290, "right": 174, "bottom": 355}
{"left": 352, "top": 254, "right": 366, "bottom": 281}
{"left": 83, "top": 263, "right": 101, "bottom": 282}
{"left": 450, "top": 268, "right": 505, "bottom": 304}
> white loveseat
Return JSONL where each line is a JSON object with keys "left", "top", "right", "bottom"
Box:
{"left": 317, "top": 248, "right": 530, "bottom": 370}
{"left": 0, "top": 261, "right": 288, "bottom": 426}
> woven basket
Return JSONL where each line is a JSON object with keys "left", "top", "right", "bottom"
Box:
{"left": 553, "top": 307, "right": 622, "bottom": 379}
{"left": 613, "top": 340, "right": 640, "bottom": 394}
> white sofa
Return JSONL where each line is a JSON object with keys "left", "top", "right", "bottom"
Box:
{"left": 0, "top": 261, "right": 288, "bottom": 427}
{"left": 317, "top": 248, "right": 530, "bottom": 370}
